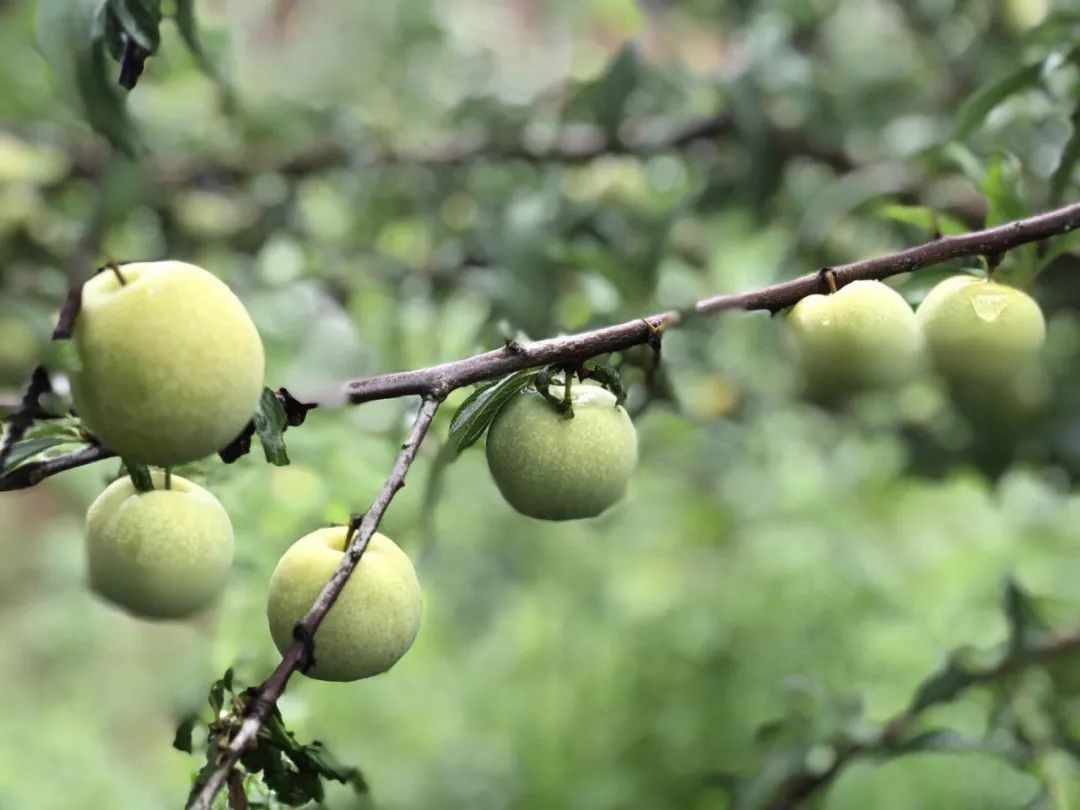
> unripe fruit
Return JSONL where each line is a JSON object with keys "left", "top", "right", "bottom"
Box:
{"left": 485, "top": 384, "right": 638, "bottom": 521}
{"left": 916, "top": 275, "right": 1045, "bottom": 386}
{"left": 86, "top": 472, "right": 234, "bottom": 619}
{"left": 787, "top": 280, "right": 923, "bottom": 396}
{"left": 70, "top": 261, "right": 265, "bottom": 467}
{"left": 266, "top": 527, "right": 422, "bottom": 682}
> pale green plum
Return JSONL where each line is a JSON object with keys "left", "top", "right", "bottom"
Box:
{"left": 916, "top": 275, "right": 1045, "bottom": 386}
{"left": 70, "top": 260, "right": 265, "bottom": 466}
{"left": 787, "top": 280, "right": 923, "bottom": 396}
{"left": 86, "top": 472, "right": 234, "bottom": 619}
{"left": 485, "top": 384, "right": 638, "bottom": 521}
{"left": 266, "top": 527, "right": 422, "bottom": 682}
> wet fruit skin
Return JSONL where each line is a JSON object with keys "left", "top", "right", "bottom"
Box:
{"left": 86, "top": 472, "right": 234, "bottom": 619}
{"left": 916, "top": 275, "right": 1046, "bottom": 386}
{"left": 70, "top": 261, "right": 265, "bottom": 467}
{"left": 266, "top": 527, "right": 423, "bottom": 682}
{"left": 485, "top": 384, "right": 638, "bottom": 521}
{"left": 787, "top": 280, "right": 924, "bottom": 396}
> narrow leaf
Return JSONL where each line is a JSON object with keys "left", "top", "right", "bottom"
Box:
{"left": 1050, "top": 105, "right": 1080, "bottom": 206}
{"left": 252, "top": 388, "right": 290, "bottom": 466}
{"left": 172, "top": 715, "right": 197, "bottom": 753}
{"left": 952, "top": 61, "right": 1042, "bottom": 141}
{"left": 447, "top": 369, "right": 535, "bottom": 454}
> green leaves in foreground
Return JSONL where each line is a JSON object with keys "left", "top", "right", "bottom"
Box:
{"left": 447, "top": 369, "right": 535, "bottom": 454}
{"left": 253, "top": 387, "right": 290, "bottom": 466}
{"left": 183, "top": 669, "right": 367, "bottom": 807}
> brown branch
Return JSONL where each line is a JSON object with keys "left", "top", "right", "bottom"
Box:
{"left": 341, "top": 200, "right": 1080, "bottom": 405}
{"left": 764, "top": 624, "right": 1080, "bottom": 809}
{"left": 0, "top": 444, "right": 115, "bottom": 492}
{"left": 186, "top": 395, "right": 442, "bottom": 810}
{"left": 5, "top": 201, "right": 1079, "bottom": 492}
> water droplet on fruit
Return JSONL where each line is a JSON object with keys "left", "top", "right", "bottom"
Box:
{"left": 970, "top": 294, "right": 1008, "bottom": 322}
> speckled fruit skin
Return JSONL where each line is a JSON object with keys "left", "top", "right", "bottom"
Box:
{"left": 86, "top": 472, "right": 234, "bottom": 619}
{"left": 788, "top": 280, "right": 923, "bottom": 396}
{"left": 916, "top": 275, "right": 1045, "bottom": 385}
{"left": 485, "top": 384, "right": 638, "bottom": 521}
{"left": 266, "top": 527, "right": 422, "bottom": 682}
{"left": 70, "top": 261, "right": 265, "bottom": 467}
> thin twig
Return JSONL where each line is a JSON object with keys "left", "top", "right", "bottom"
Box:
{"left": 187, "top": 395, "right": 442, "bottom": 810}
{"left": 764, "top": 625, "right": 1080, "bottom": 809}
{"left": 0, "top": 444, "right": 115, "bottom": 491}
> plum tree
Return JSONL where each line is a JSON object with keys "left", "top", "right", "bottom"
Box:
{"left": 266, "top": 527, "right": 422, "bottom": 682}
{"left": 787, "top": 279, "right": 923, "bottom": 397}
{"left": 485, "top": 383, "right": 638, "bottom": 521}
{"left": 70, "top": 260, "right": 265, "bottom": 467}
{"left": 86, "top": 471, "right": 234, "bottom": 619}
{"left": 916, "top": 274, "right": 1046, "bottom": 387}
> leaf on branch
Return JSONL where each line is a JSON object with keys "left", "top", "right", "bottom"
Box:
{"left": 875, "top": 203, "right": 968, "bottom": 238}
{"left": 447, "top": 369, "right": 535, "bottom": 454}
{"left": 35, "top": 0, "right": 140, "bottom": 153}
{"left": 252, "top": 387, "right": 290, "bottom": 466}
{"left": 173, "top": 715, "right": 198, "bottom": 754}
{"left": 1002, "top": 577, "right": 1050, "bottom": 653}
{"left": 1050, "top": 104, "right": 1080, "bottom": 207}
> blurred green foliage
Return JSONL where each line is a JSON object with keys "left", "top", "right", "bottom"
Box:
{"left": 3, "top": 0, "right": 1080, "bottom": 807}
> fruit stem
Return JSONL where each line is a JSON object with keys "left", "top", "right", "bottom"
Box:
{"left": 107, "top": 263, "right": 127, "bottom": 286}
{"left": 164, "top": 467, "right": 172, "bottom": 490}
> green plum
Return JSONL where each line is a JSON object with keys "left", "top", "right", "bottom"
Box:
{"left": 916, "top": 275, "right": 1045, "bottom": 387}
{"left": 266, "top": 527, "right": 423, "bottom": 682}
{"left": 86, "top": 472, "right": 234, "bottom": 619}
{"left": 70, "top": 260, "right": 265, "bottom": 466}
{"left": 787, "top": 279, "right": 923, "bottom": 397}
{"left": 485, "top": 383, "right": 638, "bottom": 521}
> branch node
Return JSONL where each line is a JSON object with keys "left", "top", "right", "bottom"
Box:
{"left": 292, "top": 623, "right": 317, "bottom": 674}
{"left": 820, "top": 267, "right": 838, "bottom": 294}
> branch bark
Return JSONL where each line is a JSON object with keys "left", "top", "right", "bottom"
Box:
{"left": 186, "top": 395, "right": 442, "bottom": 810}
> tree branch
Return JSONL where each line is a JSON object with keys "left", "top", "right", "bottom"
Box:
{"left": 341, "top": 201, "right": 1080, "bottom": 405}
{"left": 186, "top": 395, "right": 442, "bottom": 810}
{"left": 4, "top": 201, "right": 1079, "bottom": 491}
{"left": 763, "top": 625, "right": 1080, "bottom": 809}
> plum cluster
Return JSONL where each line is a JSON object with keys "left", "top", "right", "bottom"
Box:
{"left": 786, "top": 275, "right": 1046, "bottom": 403}
{"left": 76, "top": 261, "right": 421, "bottom": 682}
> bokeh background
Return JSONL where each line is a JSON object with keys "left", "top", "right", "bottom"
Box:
{"left": 3, "top": 0, "right": 1080, "bottom": 808}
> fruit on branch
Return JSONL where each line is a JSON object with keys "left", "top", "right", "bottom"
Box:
{"left": 86, "top": 471, "right": 234, "bottom": 619}
{"left": 916, "top": 275, "right": 1045, "bottom": 388}
{"left": 787, "top": 280, "right": 923, "bottom": 397}
{"left": 266, "top": 527, "right": 422, "bottom": 682}
{"left": 485, "top": 383, "right": 638, "bottom": 521}
{"left": 70, "top": 261, "right": 265, "bottom": 467}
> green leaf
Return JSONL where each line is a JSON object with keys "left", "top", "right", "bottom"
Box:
{"left": 875, "top": 203, "right": 968, "bottom": 237}
{"left": 1050, "top": 105, "right": 1080, "bottom": 206}
{"left": 252, "top": 388, "right": 290, "bottom": 466}
{"left": 592, "top": 42, "right": 640, "bottom": 139}
{"left": 207, "top": 667, "right": 233, "bottom": 715}
{"left": 1003, "top": 577, "right": 1049, "bottom": 653}
{"left": 1, "top": 437, "right": 83, "bottom": 472}
{"left": 172, "top": 715, "right": 197, "bottom": 753}
{"left": 106, "top": 0, "right": 162, "bottom": 53}
{"left": 35, "top": 0, "right": 140, "bottom": 154}
{"left": 447, "top": 369, "right": 535, "bottom": 454}
{"left": 123, "top": 459, "right": 154, "bottom": 491}
{"left": 952, "top": 61, "right": 1042, "bottom": 141}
